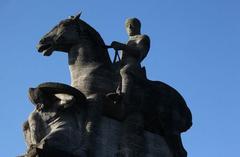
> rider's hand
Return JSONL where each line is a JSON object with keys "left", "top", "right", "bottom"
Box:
{"left": 111, "top": 41, "right": 124, "bottom": 50}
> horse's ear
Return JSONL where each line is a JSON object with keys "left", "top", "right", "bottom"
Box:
{"left": 73, "top": 12, "right": 82, "bottom": 20}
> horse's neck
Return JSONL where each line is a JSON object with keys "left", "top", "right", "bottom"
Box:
{"left": 68, "top": 43, "right": 111, "bottom": 93}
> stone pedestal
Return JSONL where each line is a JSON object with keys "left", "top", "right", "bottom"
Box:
{"left": 94, "top": 116, "right": 173, "bottom": 157}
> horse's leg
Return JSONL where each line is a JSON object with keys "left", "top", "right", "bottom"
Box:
{"left": 117, "top": 112, "right": 145, "bottom": 157}
{"left": 84, "top": 94, "right": 104, "bottom": 156}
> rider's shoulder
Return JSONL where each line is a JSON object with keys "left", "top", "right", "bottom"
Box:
{"left": 138, "top": 34, "right": 150, "bottom": 41}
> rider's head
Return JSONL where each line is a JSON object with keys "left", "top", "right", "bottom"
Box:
{"left": 125, "top": 18, "right": 141, "bottom": 36}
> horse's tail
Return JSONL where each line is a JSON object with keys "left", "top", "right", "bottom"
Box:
{"left": 147, "top": 80, "right": 192, "bottom": 133}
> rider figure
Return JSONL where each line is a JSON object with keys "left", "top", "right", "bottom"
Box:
{"left": 107, "top": 18, "right": 150, "bottom": 156}
{"left": 107, "top": 17, "right": 150, "bottom": 112}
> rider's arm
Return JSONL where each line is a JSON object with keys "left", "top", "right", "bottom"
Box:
{"left": 28, "top": 111, "right": 43, "bottom": 145}
{"left": 111, "top": 35, "right": 150, "bottom": 60}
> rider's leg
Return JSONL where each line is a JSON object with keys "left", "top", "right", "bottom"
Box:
{"left": 118, "top": 65, "right": 145, "bottom": 156}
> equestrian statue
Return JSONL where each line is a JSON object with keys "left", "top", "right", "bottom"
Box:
{"left": 21, "top": 13, "right": 192, "bottom": 157}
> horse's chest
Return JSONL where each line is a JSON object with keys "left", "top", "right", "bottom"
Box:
{"left": 69, "top": 64, "right": 96, "bottom": 90}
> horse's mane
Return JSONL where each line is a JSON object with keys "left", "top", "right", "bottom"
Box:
{"left": 78, "top": 19, "right": 112, "bottom": 66}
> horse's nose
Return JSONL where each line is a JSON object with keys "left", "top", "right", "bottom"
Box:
{"left": 40, "top": 36, "right": 52, "bottom": 43}
{"left": 40, "top": 37, "right": 47, "bottom": 43}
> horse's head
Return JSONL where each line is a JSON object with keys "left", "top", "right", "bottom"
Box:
{"left": 37, "top": 13, "right": 84, "bottom": 56}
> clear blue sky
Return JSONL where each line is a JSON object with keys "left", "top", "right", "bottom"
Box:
{"left": 0, "top": 0, "right": 239, "bottom": 156}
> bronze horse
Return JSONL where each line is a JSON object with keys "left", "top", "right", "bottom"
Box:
{"left": 36, "top": 13, "right": 192, "bottom": 156}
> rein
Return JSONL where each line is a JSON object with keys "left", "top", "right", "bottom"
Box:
{"left": 113, "top": 50, "right": 121, "bottom": 63}
{"left": 105, "top": 45, "right": 121, "bottom": 63}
